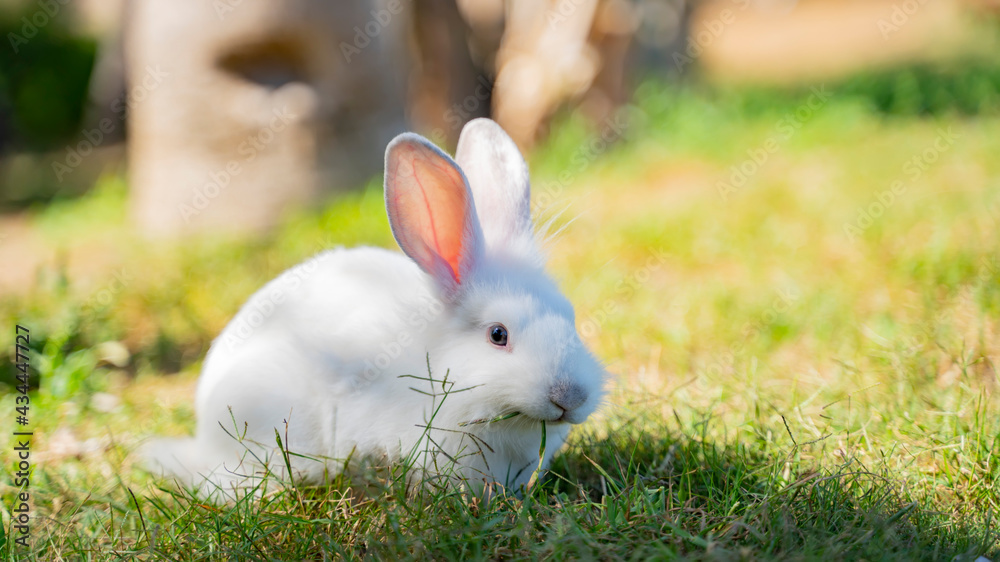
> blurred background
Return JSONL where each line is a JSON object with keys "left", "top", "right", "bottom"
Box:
{"left": 2, "top": 0, "right": 998, "bottom": 236}
{"left": 1, "top": 3, "right": 1000, "bottom": 555}
{"left": 1, "top": 0, "right": 999, "bottom": 441}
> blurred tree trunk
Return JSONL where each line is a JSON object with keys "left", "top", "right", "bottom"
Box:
{"left": 409, "top": 0, "right": 491, "bottom": 147}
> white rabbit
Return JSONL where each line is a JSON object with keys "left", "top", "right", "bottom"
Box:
{"left": 146, "top": 118, "right": 607, "bottom": 497}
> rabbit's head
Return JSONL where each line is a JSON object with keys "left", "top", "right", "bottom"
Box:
{"left": 384, "top": 119, "right": 606, "bottom": 428}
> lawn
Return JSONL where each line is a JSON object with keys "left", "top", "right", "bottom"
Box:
{"left": 1, "top": 67, "right": 999, "bottom": 559}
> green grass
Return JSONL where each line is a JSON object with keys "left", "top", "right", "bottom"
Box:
{"left": 1, "top": 74, "right": 999, "bottom": 559}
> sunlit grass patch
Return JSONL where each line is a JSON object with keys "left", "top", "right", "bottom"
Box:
{"left": 1, "top": 76, "right": 999, "bottom": 558}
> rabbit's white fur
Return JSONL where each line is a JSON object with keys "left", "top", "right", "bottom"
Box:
{"left": 147, "top": 119, "right": 607, "bottom": 496}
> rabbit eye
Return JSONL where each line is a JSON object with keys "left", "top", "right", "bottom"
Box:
{"left": 488, "top": 324, "right": 508, "bottom": 347}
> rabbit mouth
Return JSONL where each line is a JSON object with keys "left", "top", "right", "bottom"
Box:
{"left": 458, "top": 411, "right": 522, "bottom": 427}
{"left": 458, "top": 410, "right": 570, "bottom": 427}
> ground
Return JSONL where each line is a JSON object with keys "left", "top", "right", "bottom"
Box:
{"left": 0, "top": 76, "right": 998, "bottom": 559}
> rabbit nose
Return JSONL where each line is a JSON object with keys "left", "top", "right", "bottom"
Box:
{"left": 548, "top": 382, "right": 588, "bottom": 412}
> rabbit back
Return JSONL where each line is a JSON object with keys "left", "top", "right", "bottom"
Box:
{"left": 149, "top": 247, "right": 445, "bottom": 490}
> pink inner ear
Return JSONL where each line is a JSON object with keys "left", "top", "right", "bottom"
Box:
{"left": 389, "top": 143, "right": 471, "bottom": 283}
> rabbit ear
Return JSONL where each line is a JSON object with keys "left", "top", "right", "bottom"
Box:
{"left": 455, "top": 119, "right": 533, "bottom": 252}
{"left": 385, "top": 133, "right": 483, "bottom": 297}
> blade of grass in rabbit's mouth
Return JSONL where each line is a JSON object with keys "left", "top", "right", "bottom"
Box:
{"left": 459, "top": 411, "right": 521, "bottom": 427}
